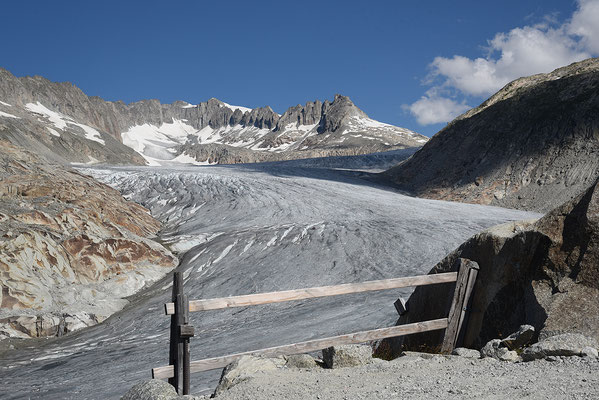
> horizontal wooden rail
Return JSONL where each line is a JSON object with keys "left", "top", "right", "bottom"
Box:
{"left": 152, "top": 317, "right": 448, "bottom": 379}
{"left": 165, "top": 272, "right": 457, "bottom": 315}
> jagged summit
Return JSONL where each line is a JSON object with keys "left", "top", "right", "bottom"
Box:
{"left": 0, "top": 68, "right": 427, "bottom": 166}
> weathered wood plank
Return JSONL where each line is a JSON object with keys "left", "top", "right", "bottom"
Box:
{"left": 440, "top": 259, "right": 479, "bottom": 353}
{"left": 182, "top": 294, "right": 190, "bottom": 395}
{"left": 174, "top": 293, "right": 185, "bottom": 393}
{"left": 456, "top": 265, "right": 479, "bottom": 347}
{"left": 164, "top": 273, "right": 458, "bottom": 315}
{"left": 167, "top": 272, "right": 182, "bottom": 388}
{"left": 152, "top": 318, "right": 448, "bottom": 379}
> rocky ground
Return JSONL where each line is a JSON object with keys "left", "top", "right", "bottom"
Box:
{"left": 121, "top": 331, "right": 597, "bottom": 400}
{"left": 211, "top": 353, "right": 599, "bottom": 400}
{"left": 0, "top": 141, "right": 177, "bottom": 339}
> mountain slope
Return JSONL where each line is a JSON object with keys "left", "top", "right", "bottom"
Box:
{"left": 0, "top": 69, "right": 427, "bottom": 165}
{"left": 384, "top": 57, "right": 599, "bottom": 212}
{"left": 0, "top": 141, "right": 177, "bottom": 339}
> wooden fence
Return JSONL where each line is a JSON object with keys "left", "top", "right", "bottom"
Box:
{"left": 151, "top": 258, "right": 479, "bottom": 395}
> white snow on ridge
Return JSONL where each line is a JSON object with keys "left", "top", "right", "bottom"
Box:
{"left": 47, "top": 127, "right": 61, "bottom": 137}
{"left": 170, "top": 152, "right": 215, "bottom": 166}
{"left": 121, "top": 118, "right": 195, "bottom": 160}
{"left": 182, "top": 103, "right": 197, "bottom": 108}
{"left": 221, "top": 101, "right": 253, "bottom": 114}
{"left": 0, "top": 100, "right": 12, "bottom": 107}
{"left": 25, "top": 102, "right": 105, "bottom": 144}
{"left": 26, "top": 102, "right": 68, "bottom": 129}
{"left": 0, "top": 111, "right": 20, "bottom": 119}
{"left": 76, "top": 123, "right": 105, "bottom": 145}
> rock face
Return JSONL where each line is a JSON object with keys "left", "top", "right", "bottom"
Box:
{"left": 375, "top": 177, "right": 599, "bottom": 357}
{"left": 0, "top": 141, "right": 177, "bottom": 339}
{"left": 0, "top": 68, "right": 427, "bottom": 166}
{"left": 384, "top": 57, "right": 599, "bottom": 212}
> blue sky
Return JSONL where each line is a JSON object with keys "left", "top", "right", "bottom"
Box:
{"left": 1, "top": 0, "right": 598, "bottom": 136}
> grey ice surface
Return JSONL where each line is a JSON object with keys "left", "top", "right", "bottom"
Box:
{"left": 0, "top": 161, "right": 539, "bottom": 399}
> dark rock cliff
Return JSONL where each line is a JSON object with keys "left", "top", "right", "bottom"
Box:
{"left": 384, "top": 58, "right": 599, "bottom": 213}
{"left": 375, "top": 177, "right": 599, "bottom": 357}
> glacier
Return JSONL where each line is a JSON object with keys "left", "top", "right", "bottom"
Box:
{"left": 0, "top": 160, "right": 539, "bottom": 399}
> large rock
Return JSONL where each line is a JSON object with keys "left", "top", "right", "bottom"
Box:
{"left": 384, "top": 57, "right": 599, "bottom": 213}
{"left": 501, "top": 325, "right": 535, "bottom": 350}
{"left": 480, "top": 339, "right": 520, "bottom": 362}
{"left": 522, "top": 333, "right": 599, "bottom": 361}
{"left": 284, "top": 354, "right": 319, "bottom": 369}
{"left": 322, "top": 344, "right": 372, "bottom": 368}
{"left": 213, "top": 356, "right": 284, "bottom": 396}
{"left": 121, "top": 380, "right": 178, "bottom": 400}
{"left": 375, "top": 178, "right": 599, "bottom": 357}
{"left": 451, "top": 347, "right": 481, "bottom": 359}
{"left": 0, "top": 142, "right": 177, "bottom": 339}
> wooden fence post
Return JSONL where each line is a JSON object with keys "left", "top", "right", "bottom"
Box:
{"left": 168, "top": 272, "right": 182, "bottom": 389}
{"left": 440, "top": 258, "right": 479, "bottom": 353}
{"left": 168, "top": 272, "right": 194, "bottom": 395}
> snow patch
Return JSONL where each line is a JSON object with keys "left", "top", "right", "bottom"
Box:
{"left": 221, "top": 101, "right": 253, "bottom": 114}
{"left": 0, "top": 111, "right": 20, "bottom": 119}
{"left": 0, "top": 100, "right": 12, "bottom": 107}
{"left": 47, "top": 127, "right": 61, "bottom": 137}
{"left": 121, "top": 119, "right": 197, "bottom": 164}
{"left": 25, "top": 102, "right": 104, "bottom": 144}
{"left": 26, "top": 102, "right": 68, "bottom": 129}
{"left": 171, "top": 152, "right": 215, "bottom": 166}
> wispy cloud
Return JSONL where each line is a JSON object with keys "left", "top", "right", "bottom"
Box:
{"left": 403, "top": 90, "right": 470, "bottom": 125}
{"left": 407, "top": 0, "right": 599, "bottom": 126}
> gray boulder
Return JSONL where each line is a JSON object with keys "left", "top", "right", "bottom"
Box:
{"left": 213, "top": 355, "right": 284, "bottom": 396}
{"left": 582, "top": 347, "right": 599, "bottom": 359}
{"left": 120, "top": 380, "right": 178, "bottom": 400}
{"left": 481, "top": 339, "right": 520, "bottom": 362}
{"left": 522, "top": 333, "right": 599, "bottom": 361}
{"left": 481, "top": 339, "right": 502, "bottom": 359}
{"left": 501, "top": 325, "right": 535, "bottom": 350}
{"left": 284, "top": 354, "right": 319, "bottom": 369}
{"left": 322, "top": 344, "right": 372, "bottom": 368}
{"left": 451, "top": 347, "right": 481, "bottom": 359}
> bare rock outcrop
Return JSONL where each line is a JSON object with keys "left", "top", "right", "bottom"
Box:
{"left": 375, "top": 177, "right": 599, "bottom": 357}
{"left": 384, "top": 57, "right": 599, "bottom": 212}
{"left": 0, "top": 141, "right": 177, "bottom": 339}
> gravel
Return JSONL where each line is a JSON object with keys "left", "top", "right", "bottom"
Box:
{"left": 214, "top": 354, "right": 599, "bottom": 400}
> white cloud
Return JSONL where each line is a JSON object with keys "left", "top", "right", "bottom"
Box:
{"left": 568, "top": 0, "right": 599, "bottom": 53}
{"left": 407, "top": 0, "right": 598, "bottom": 126}
{"left": 404, "top": 93, "right": 471, "bottom": 125}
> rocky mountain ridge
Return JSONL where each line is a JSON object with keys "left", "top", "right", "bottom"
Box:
{"left": 384, "top": 57, "right": 599, "bottom": 212}
{"left": 0, "top": 68, "right": 427, "bottom": 165}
